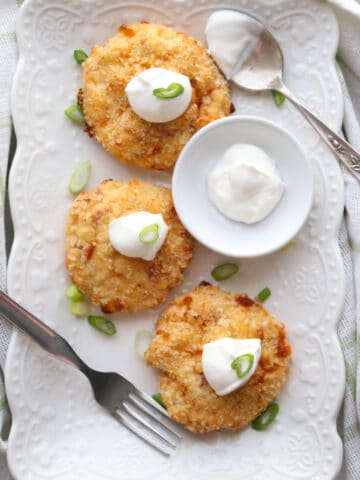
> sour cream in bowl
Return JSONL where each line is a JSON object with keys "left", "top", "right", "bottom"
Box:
{"left": 172, "top": 116, "right": 314, "bottom": 258}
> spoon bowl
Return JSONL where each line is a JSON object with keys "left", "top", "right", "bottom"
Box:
{"left": 232, "top": 24, "right": 284, "bottom": 92}
{"left": 228, "top": 10, "right": 360, "bottom": 180}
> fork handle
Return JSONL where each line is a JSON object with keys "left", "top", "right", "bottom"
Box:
{"left": 278, "top": 84, "right": 360, "bottom": 182}
{"left": 0, "top": 290, "right": 87, "bottom": 371}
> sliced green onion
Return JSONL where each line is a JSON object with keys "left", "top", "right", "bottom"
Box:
{"left": 153, "top": 82, "right": 184, "bottom": 99}
{"left": 134, "top": 330, "right": 153, "bottom": 359}
{"left": 139, "top": 223, "right": 159, "bottom": 244}
{"left": 0, "top": 395, "right": 7, "bottom": 411}
{"left": 252, "top": 402, "right": 279, "bottom": 431}
{"left": 88, "top": 315, "right": 116, "bottom": 336}
{"left": 271, "top": 90, "right": 286, "bottom": 107}
{"left": 281, "top": 241, "right": 294, "bottom": 251}
{"left": 64, "top": 104, "right": 86, "bottom": 126}
{"left": 66, "top": 284, "right": 84, "bottom": 302}
{"left": 231, "top": 353, "right": 254, "bottom": 379}
{"left": 211, "top": 263, "right": 239, "bottom": 281}
{"left": 256, "top": 287, "right": 271, "bottom": 303}
{"left": 73, "top": 49, "right": 88, "bottom": 64}
{"left": 71, "top": 300, "right": 90, "bottom": 317}
{"left": 152, "top": 393, "right": 167, "bottom": 409}
{"left": 68, "top": 160, "right": 92, "bottom": 194}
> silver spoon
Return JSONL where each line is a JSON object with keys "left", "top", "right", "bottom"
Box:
{"left": 230, "top": 13, "right": 360, "bottom": 181}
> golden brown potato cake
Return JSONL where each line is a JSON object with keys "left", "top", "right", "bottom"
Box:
{"left": 65, "top": 179, "right": 193, "bottom": 313}
{"left": 145, "top": 284, "right": 291, "bottom": 433}
{"left": 81, "top": 22, "right": 231, "bottom": 169}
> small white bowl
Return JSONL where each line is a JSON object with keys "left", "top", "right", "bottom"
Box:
{"left": 172, "top": 115, "right": 314, "bottom": 258}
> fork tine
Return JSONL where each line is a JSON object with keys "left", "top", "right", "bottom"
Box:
{"left": 114, "top": 409, "right": 173, "bottom": 456}
{"left": 132, "top": 389, "right": 170, "bottom": 418}
{"left": 122, "top": 401, "right": 177, "bottom": 449}
{"left": 129, "top": 391, "right": 182, "bottom": 440}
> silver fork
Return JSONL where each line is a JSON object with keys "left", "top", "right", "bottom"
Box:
{"left": 0, "top": 290, "right": 181, "bottom": 455}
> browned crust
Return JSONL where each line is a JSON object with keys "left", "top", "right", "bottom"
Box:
{"left": 65, "top": 179, "right": 194, "bottom": 312}
{"left": 82, "top": 22, "right": 231, "bottom": 169}
{"left": 145, "top": 284, "right": 291, "bottom": 433}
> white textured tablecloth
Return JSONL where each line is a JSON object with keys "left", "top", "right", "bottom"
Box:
{"left": 0, "top": 3, "right": 19, "bottom": 479}
{"left": 0, "top": 1, "right": 360, "bottom": 479}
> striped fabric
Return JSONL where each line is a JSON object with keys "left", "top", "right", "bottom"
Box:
{"left": 0, "top": 2, "right": 19, "bottom": 479}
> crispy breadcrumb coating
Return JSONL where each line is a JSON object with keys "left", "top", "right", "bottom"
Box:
{"left": 82, "top": 22, "right": 231, "bottom": 169}
{"left": 145, "top": 284, "right": 291, "bottom": 433}
{"left": 65, "top": 179, "right": 193, "bottom": 313}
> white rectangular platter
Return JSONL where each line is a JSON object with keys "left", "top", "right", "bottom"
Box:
{"left": 6, "top": 0, "right": 345, "bottom": 479}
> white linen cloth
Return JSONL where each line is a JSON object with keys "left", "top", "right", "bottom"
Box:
{"left": 0, "top": 1, "right": 19, "bottom": 477}
{"left": 327, "top": 2, "right": 360, "bottom": 478}
{"left": 0, "top": 1, "right": 359, "bottom": 479}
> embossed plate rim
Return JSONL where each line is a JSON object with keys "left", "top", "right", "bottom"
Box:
{"left": 6, "top": 0, "right": 346, "bottom": 479}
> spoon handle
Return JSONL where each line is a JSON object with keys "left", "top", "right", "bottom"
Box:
{"left": 278, "top": 85, "right": 360, "bottom": 181}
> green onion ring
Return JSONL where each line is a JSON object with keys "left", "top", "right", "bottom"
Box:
{"left": 256, "top": 287, "right": 271, "bottom": 303}
{"left": 71, "top": 300, "right": 90, "bottom": 317}
{"left": 134, "top": 330, "right": 153, "bottom": 359}
{"left": 281, "top": 241, "right": 294, "bottom": 251}
{"left": 139, "top": 223, "right": 159, "bottom": 244}
{"left": 0, "top": 396, "right": 7, "bottom": 411}
{"left": 66, "top": 284, "right": 84, "bottom": 302}
{"left": 153, "top": 82, "right": 184, "bottom": 99}
{"left": 271, "top": 90, "right": 286, "bottom": 107}
{"left": 252, "top": 402, "right": 279, "bottom": 431}
{"left": 73, "top": 49, "right": 88, "bottom": 64}
{"left": 231, "top": 353, "right": 254, "bottom": 379}
{"left": 211, "top": 263, "right": 239, "bottom": 281}
{"left": 64, "top": 104, "right": 86, "bottom": 126}
{"left": 152, "top": 393, "right": 167, "bottom": 409}
{"left": 68, "top": 160, "right": 92, "bottom": 194}
{"left": 88, "top": 316, "right": 116, "bottom": 336}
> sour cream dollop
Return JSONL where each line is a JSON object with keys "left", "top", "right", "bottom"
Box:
{"left": 205, "top": 10, "right": 263, "bottom": 79}
{"left": 202, "top": 338, "right": 261, "bottom": 396}
{"left": 125, "top": 67, "right": 192, "bottom": 123}
{"left": 109, "top": 212, "right": 169, "bottom": 261}
{"left": 208, "top": 144, "right": 285, "bottom": 224}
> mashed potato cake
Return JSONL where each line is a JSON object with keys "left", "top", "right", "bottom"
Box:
{"left": 145, "top": 284, "right": 291, "bottom": 433}
{"left": 81, "top": 22, "right": 231, "bottom": 169}
{"left": 65, "top": 179, "right": 193, "bottom": 313}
